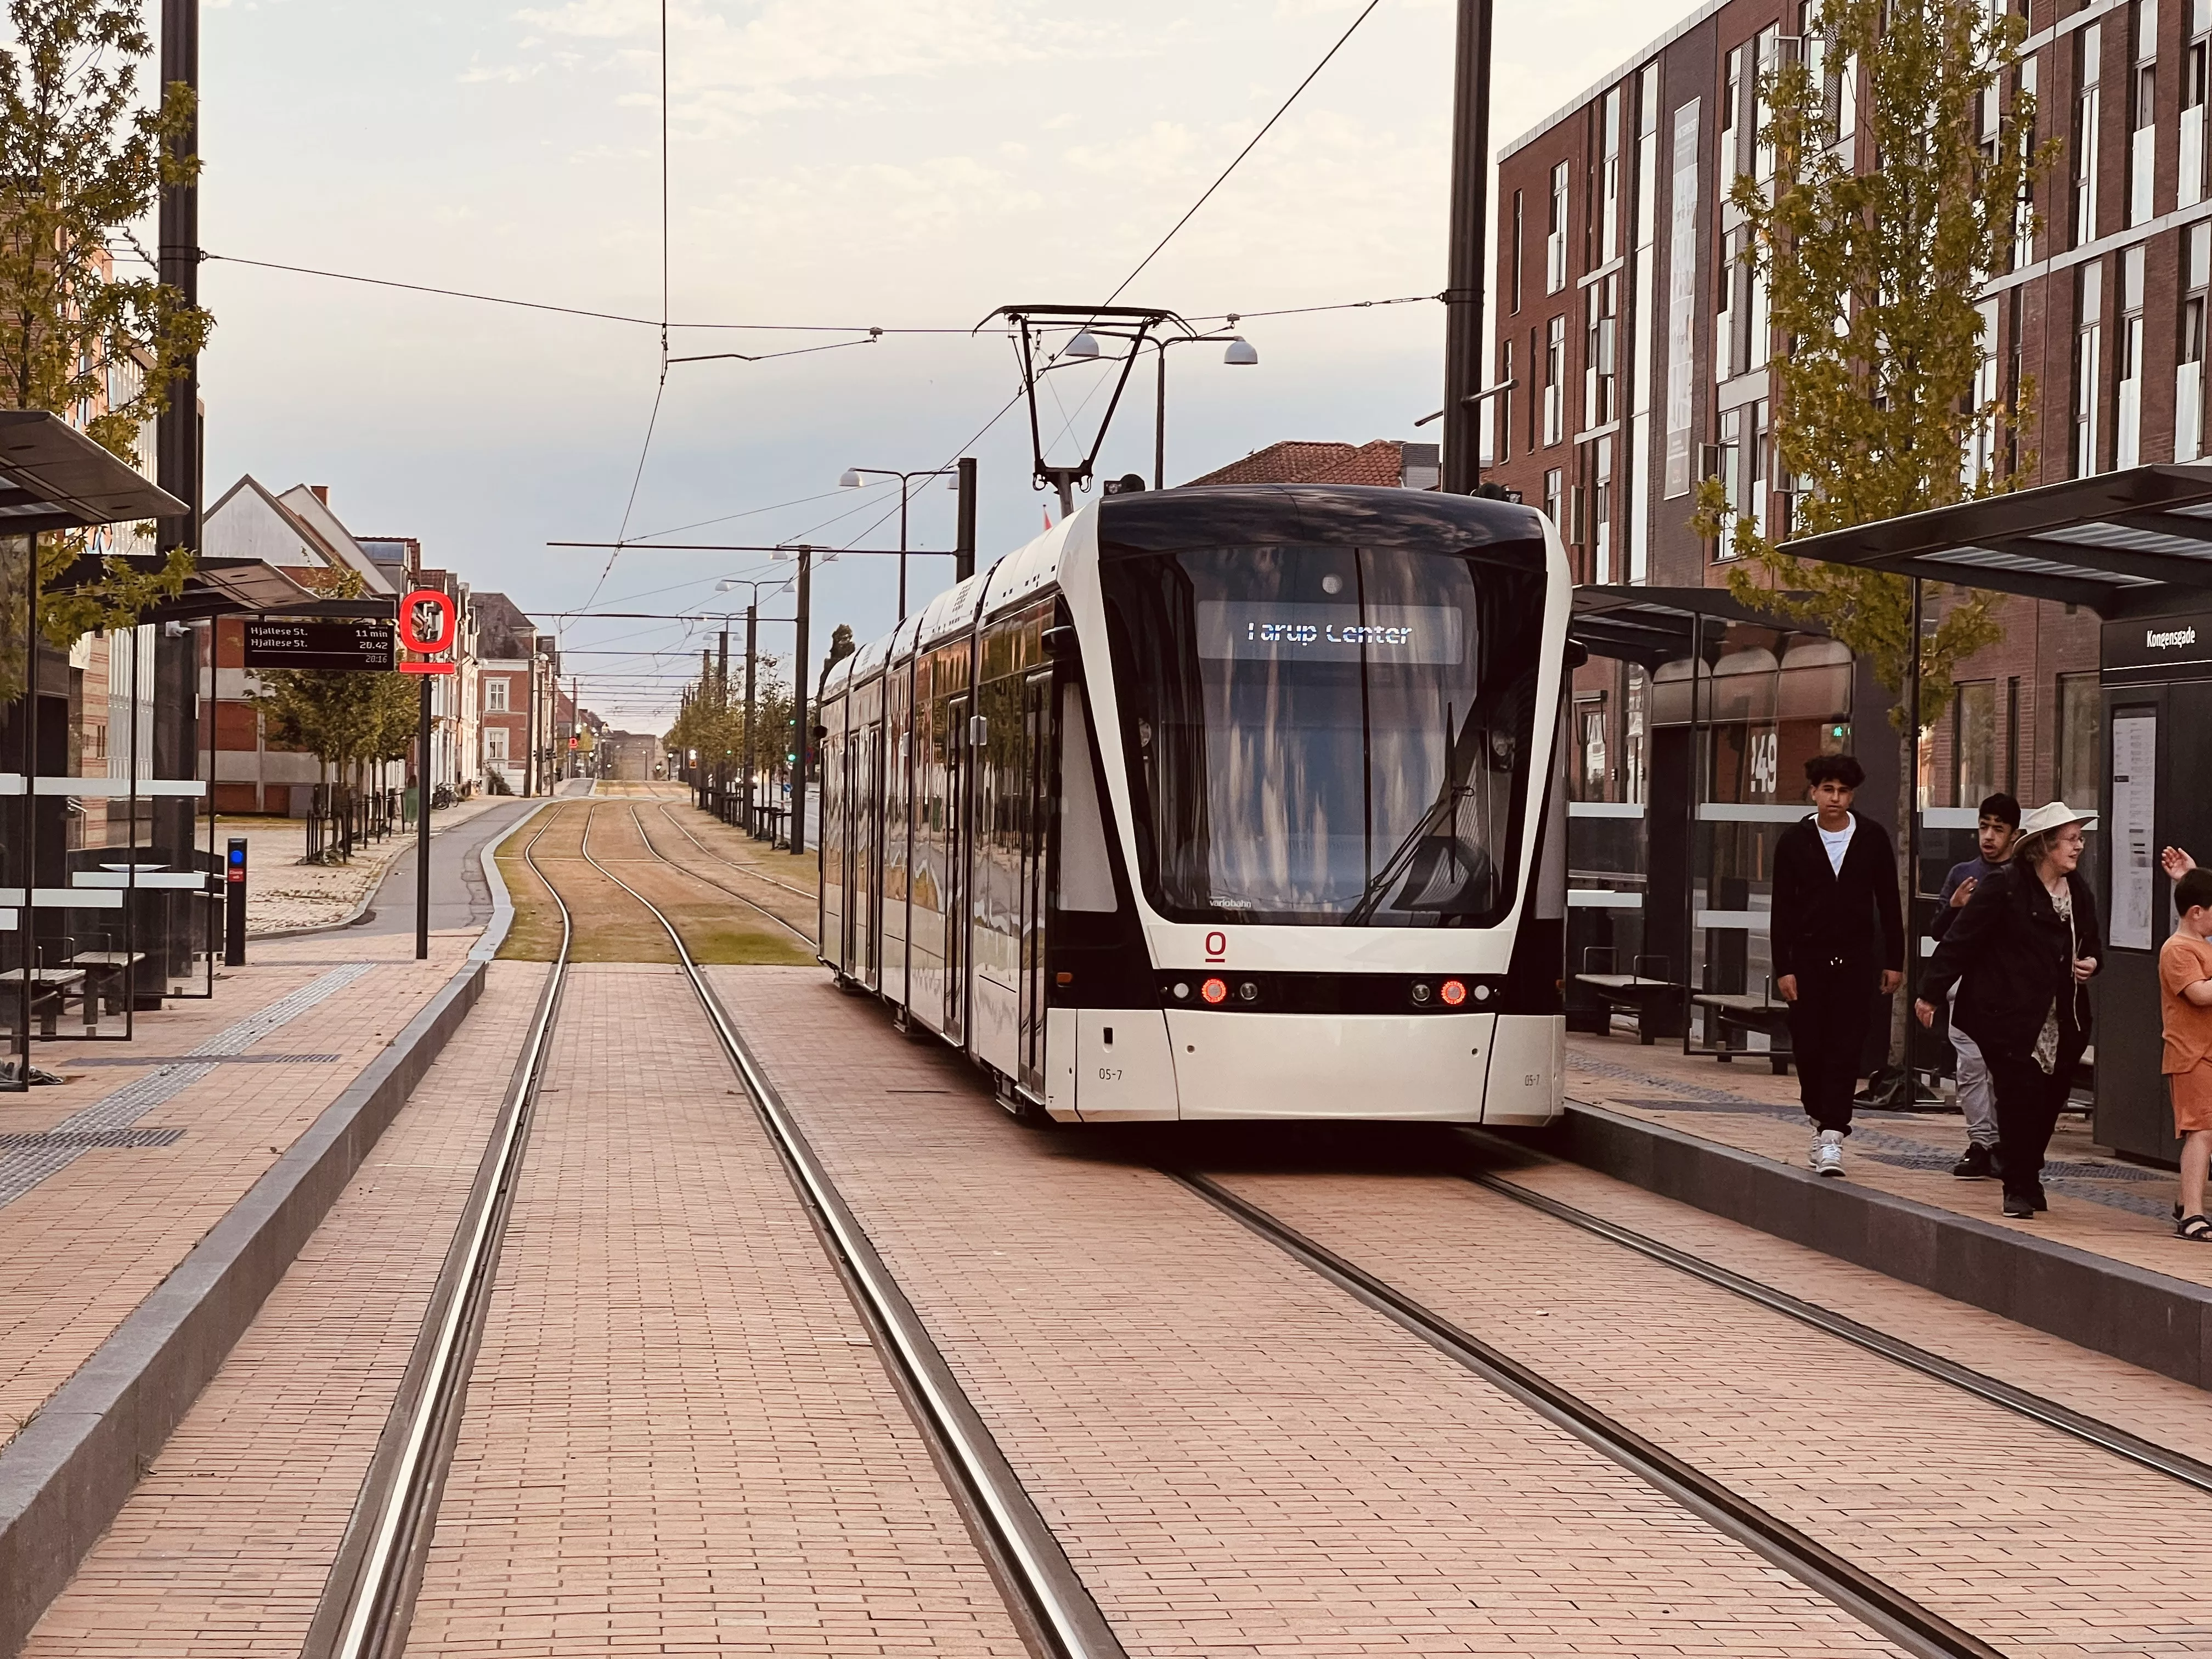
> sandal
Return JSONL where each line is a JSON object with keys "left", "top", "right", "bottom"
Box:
{"left": 2180, "top": 1214, "right": 2212, "bottom": 1242}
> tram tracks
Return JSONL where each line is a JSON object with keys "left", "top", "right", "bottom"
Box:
{"left": 301, "top": 797, "right": 2193, "bottom": 1659}
{"left": 303, "top": 800, "right": 1118, "bottom": 1659}
{"left": 627, "top": 802, "right": 816, "bottom": 948}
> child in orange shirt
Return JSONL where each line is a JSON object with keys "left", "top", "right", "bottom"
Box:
{"left": 2159, "top": 866, "right": 2212, "bottom": 1242}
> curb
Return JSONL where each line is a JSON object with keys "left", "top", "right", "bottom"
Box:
{"left": 0, "top": 957, "right": 489, "bottom": 1657}
{"left": 249, "top": 802, "right": 522, "bottom": 943}
{"left": 1539, "top": 1099, "right": 2212, "bottom": 1391}
{"left": 472, "top": 796, "right": 560, "bottom": 962}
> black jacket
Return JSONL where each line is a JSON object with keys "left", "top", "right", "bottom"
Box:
{"left": 1921, "top": 862, "right": 2103, "bottom": 1058}
{"left": 1770, "top": 811, "right": 1906, "bottom": 980}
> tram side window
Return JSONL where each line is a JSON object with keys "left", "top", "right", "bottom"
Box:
{"left": 1058, "top": 681, "right": 1117, "bottom": 912}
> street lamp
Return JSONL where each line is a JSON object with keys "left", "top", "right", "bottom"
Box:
{"left": 838, "top": 465, "right": 958, "bottom": 620}
{"left": 1152, "top": 322, "right": 1260, "bottom": 490}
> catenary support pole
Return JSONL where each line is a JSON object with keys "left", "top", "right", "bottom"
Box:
{"left": 898, "top": 478, "right": 910, "bottom": 622}
{"left": 1155, "top": 345, "right": 1169, "bottom": 491}
{"left": 1441, "top": 0, "right": 1493, "bottom": 495}
{"left": 16, "top": 531, "right": 37, "bottom": 1086}
{"left": 155, "top": 0, "right": 201, "bottom": 887}
{"left": 716, "top": 627, "right": 730, "bottom": 816}
{"left": 743, "top": 602, "right": 757, "bottom": 834}
{"left": 791, "top": 550, "right": 810, "bottom": 857}
{"left": 415, "top": 672, "right": 431, "bottom": 961}
{"left": 955, "top": 458, "right": 977, "bottom": 584}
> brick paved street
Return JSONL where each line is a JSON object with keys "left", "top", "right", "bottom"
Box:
{"left": 710, "top": 967, "right": 1911, "bottom": 1657}
{"left": 406, "top": 964, "right": 1024, "bottom": 1657}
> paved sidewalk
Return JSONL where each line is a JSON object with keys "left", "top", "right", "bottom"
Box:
{"left": 219, "top": 797, "right": 511, "bottom": 935}
{"left": 1565, "top": 1030, "right": 2212, "bottom": 1290}
{"left": 0, "top": 928, "right": 479, "bottom": 1449}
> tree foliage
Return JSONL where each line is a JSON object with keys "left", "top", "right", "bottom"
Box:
{"left": 665, "top": 652, "right": 792, "bottom": 782}
{"left": 250, "top": 668, "right": 417, "bottom": 777}
{"left": 1691, "top": 0, "right": 2055, "bottom": 731}
{"left": 0, "top": 0, "right": 214, "bottom": 699}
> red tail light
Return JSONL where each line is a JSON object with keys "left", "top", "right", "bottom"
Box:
{"left": 1441, "top": 978, "right": 1468, "bottom": 1007}
{"left": 1201, "top": 977, "right": 1228, "bottom": 1005}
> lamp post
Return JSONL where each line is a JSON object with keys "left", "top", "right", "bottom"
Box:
{"left": 838, "top": 466, "right": 959, "bottom": 620}
{"left": 1151, "top": 327, "right": 1260, "bottom": 490}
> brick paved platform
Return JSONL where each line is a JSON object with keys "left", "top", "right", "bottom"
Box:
{"left": 1558, "top": 1032, "right": 2212, "bottom": 1387}
{"left": 0, "top": 927, "right": 489, "bottom": 1654}
{"left": 18, "top": 961, "right": 546, "bottom": 1658}
{"left": 709, "top": 966, "right": 1913, "bottom": 1656}
{"left": 406, "top": 963, "right": 1025, "bottom": 1657}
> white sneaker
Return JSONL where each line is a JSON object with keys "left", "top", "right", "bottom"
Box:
{"left": 1810, "top": 1130, "right": 1844, "bottom": 1177}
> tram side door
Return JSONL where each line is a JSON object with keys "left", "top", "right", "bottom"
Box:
{"left": 945, "top": 691, "right": 970, "bottom": 1043}
{"left": 1018, "top": 670, "right": 1052, "bottom": 1095}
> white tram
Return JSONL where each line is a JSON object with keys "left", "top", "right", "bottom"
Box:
{"left": 814, "top": 484, "right": 1572, "bottom": 1124}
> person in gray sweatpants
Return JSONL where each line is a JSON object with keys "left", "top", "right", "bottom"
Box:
{"left": 1932, "top": 792, "right": 2019, "bottom": 1180}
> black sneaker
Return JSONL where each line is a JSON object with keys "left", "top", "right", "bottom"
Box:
{"left": 2032, "top": 1184, "right": 2049, "bottom": 1212}
{"left": 1951, "top": 1143, "right": 1996, "bottom": 1180}
{"left": 2002, "top": 1194, "right": 2036, "bottom": 1219}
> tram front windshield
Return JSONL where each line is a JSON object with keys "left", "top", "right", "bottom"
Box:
{"left": 1100, "top": 541, "right": 1546, "bottom": 928}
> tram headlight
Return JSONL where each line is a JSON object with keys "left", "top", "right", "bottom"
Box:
{"left": 1237, "top": 980, "right": 1259, "bottom": 1003}
{"left": 1201, "top": 977, "right": 1228, "bottom": 1005}
{"left": 1440, "top": 978, "right": 1468, "bottom": 1007}
{"left": 1410, "top": 981, "right": 1432, "bottom": 1006}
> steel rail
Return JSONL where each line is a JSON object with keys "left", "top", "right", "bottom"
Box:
{"left": 1170, "top": 1169, "right": 2008, "bottom": 1659}
{"left": 1456, "top": 1151, "right": 2212, "bottom": 1498}
{"left": 652, "top": 797, "right": 818, "bottom": 904}
{"left": 578, "top": 821, "right": 1125, "bottom": 1659}
{"left": 625, "top": 803, "right": 816, "bottom": 946}
{"left": 308, "top": 805, "right": 575, "bottom": 1659}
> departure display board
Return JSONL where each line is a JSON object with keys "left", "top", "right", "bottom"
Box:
{"left": 241, "top": 617, "right": 397, "bottom": 672}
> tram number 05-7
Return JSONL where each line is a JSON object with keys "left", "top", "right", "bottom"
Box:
{"left": 1097, "top": 1067, "right": 1124, "bottom": 1082}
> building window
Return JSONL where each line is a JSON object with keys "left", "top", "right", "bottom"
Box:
{"left": 2182, "top": 223, "right": 2210, "bottom": 462}
{"left": 1748, "top": 398, "right": 1770, "bottom": 543}
{"left": 485, "top": 676, "right": 510, "bottom": 713}
{"left": 1953, "top": 680, "right": 1997, "bottom": 808}
{"left": 1511, "top": 189, "right": 1525, "bottom": 313}
{"left": 1544, "top": 315, "right": 1566, "bottom": 445}
{"left": 1723, "top": 44, "right": 1745, "bottom": 183}
{"left": 1585, "top": 274, "right": 1618, "bottom": 428}
{"left": 2077, "top": 22, "right": 2102, "bottom": 246}
{"left": 1717, "top": 228, "right": 1740, "bottom": 382}
{"left": 2054, "top": 673, "right": 2102, "bottom": 809}
{"left": 1542, "top": 467, "right": 1564, "bottom": 538}
{"left": 1752, "top": 24, "right": 1780, "bottom": 184}
{"left": 1577, "top": 697, "right": 1609, "bottom": 798}
{"left": 2132, "top": 1, "right": 2158, "bottom": 227}
{"left": 2117, "top": 245, "right": 2145, "bottom": 469}
{"left": 1594, "top": 436, "right": 1615, "bottom": 582}
{"left": 1601, "top": 87, "right": 1623, "bottom": 266}
{"left": 1496, "top": 340, "right": 1514, "bottom": 465}
{"left": 1714, "top": 407, "right": 1743, "bottom": 557}
{"left": 2187, "top": 1, "right": 2211, "bottom": 209}
{"left": 1628, "top": 61, "right": 1659, "bottom": 582}
{"left": 486, "top": 726, "right": 510, "bottom": 761}
{"left": 2074, "top": 259, "right": 2103, "bottom": 476}
{"left": 1965, "top": 298, "right": 2001, "bottom": 487}
{"left": 1547, "top": 161, "right": 1570, "bottom": 293}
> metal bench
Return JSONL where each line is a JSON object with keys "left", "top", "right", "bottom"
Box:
{"left": 1692, "top": 988, "right": 1793, "bottom": 1074}
{"left": 0, "top": 967, "right": 91, "bottom": 1037}
{"left": 1570, "top": 950, "right": 1682, "bottom": 1043}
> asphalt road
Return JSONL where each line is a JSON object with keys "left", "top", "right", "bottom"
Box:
{"left": 341, "top": 781, "right": 593, "bottom": 939}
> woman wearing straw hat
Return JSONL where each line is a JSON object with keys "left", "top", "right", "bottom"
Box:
{"left": 1916, "top": 802, "right": 2103, "bottom": 1220}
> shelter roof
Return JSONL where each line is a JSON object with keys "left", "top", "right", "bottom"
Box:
{"left": 0, "top": 410, "right": 185, "bottom": 534}
{"left": 1779, "top": 465, "right": 2212, "bottom": 618}
{"left": 1570, "top": 585, "right": 1829, "bottom": 667}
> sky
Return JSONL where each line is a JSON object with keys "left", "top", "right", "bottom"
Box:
{"left": 177, "top": 0, "right": 1705, "bottom": 729}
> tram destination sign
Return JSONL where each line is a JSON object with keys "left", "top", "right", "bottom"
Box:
{"left": 241, "top": 617, "right": 397, "bottom": 672}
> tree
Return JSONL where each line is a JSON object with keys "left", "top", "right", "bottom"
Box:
{"left": 249, "top": 668, "right": 417, "bottom": 858}
{"left": 1690, "top": 0, "right": 2056, "bottom": 1071}
{"left": 0, "top": 0, "right": 213, "bottom": 701}
{"left": 821, "top": 623, "right": 855, "bottom": 689}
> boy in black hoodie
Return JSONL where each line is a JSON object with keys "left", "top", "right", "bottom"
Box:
{"left": 1770, "top": 754, "right": 1906, "bottom": 1177}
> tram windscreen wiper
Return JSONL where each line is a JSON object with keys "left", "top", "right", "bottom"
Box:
{"left": 1343, "top": 706, "right": 1491, "bottom": 926}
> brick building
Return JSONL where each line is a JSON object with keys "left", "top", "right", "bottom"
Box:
{"left": 1488, "top": 0, "right": 2209, "bottom": 825}
{"left": 473, "top": 592, "right": 557, "bottom": 794}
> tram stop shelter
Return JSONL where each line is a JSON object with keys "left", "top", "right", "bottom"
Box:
{"left": 1566, "top": 585, "right": 1881, "bottom": 1077}
{"left": 1783, "top": 461, "right": 2212, "bottom": 1166}
{"left": 0, "top": 411, "right": 214, "bottom": 1051}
